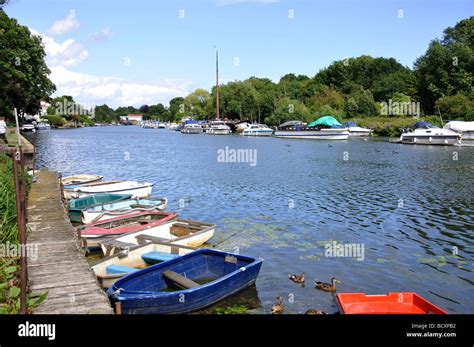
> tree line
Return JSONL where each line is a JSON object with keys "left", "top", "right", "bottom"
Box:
{"left": 0, "top": 7, "right": 472, "bottom": 126}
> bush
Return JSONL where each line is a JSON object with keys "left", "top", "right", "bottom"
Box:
{"left": 45, "top": 115, "right": 65, "bottom": 128}
{"left": 435, "top": 93, "right": 474, "bottom": 121}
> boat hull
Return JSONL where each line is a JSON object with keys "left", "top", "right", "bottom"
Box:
{"left": 81, "top": 198, "right": 167, "bottom": 224}
{"left": 92, "top": 242, "right": 196, "bottom": 289}
{"left": 107, "top": 249, "right": 263, "bottom": 314}
{"left": 336, "top": 292, "right": 447, "bottom": 314}
{"left": 242, "top": 130, "right": 273, "bottom": 136}
{"left": 400, "top": 134, "right": 460, "bottom": 146}
{"left": 61, "top": 174, "right": 103, "bottom": 186}
{"left": 273, "top": 129, "right": 349, "bottom": 140}
{"left": 70, "top": 182, "right": 154, "bottom": 199}
{"left": 348, "top": 127, "right": 373, "bottom": 137}
{"left": 181, "top": 128, "right": 202, "bottom": 134}
{"left": 207, "top": 129, "right": 231, "bottom": 135}
{"left": 98, "top": 219, "right": 215, "bottom": 255}
{"left": 68, "top": 193, "right": 133, "bottom": 223}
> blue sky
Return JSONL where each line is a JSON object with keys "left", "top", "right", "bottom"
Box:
{"left": 4, "top": 0, "right": 473, "bottom": 107}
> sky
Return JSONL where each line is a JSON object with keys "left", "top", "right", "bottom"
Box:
{"left": 4, "top": 0, "right": 473, "bottom": 108}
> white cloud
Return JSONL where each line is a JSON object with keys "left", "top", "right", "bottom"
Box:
{"left": 217, "top": 0, "right": 278, "bottom": 5}
{"left": 88, "top": 27, "right": 114, "bottom": 42}
{"left": 31, "top": 29, "right": 88, "bottom": 67}
{"left": 49, "top": 66, "right": 193, "bottom": 108}
{"left": 48, "top": 10, "right": 80, "bottom": 36}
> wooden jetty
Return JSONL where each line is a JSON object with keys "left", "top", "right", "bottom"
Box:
{"left": 27, "top": 170, "right": 113, "bottom": 314}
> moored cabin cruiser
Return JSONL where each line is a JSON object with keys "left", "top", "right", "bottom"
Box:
{"left": 343, "top": 122, "right": 373, "bottom": 137}
{"left": 241, "top": 123, "right": 273, "bottom": 136}
{"left": 235, "top": 121, "right": 250, "bottom": 133}
{"left": 273, "top": 116, "right": 349, "bottom": 140}
{"left": 443, "top": 121, "right": 474, "bottom": 145}
{"left": 207, "top": 120, "right": 231, "bottom": 135}
{"left": 181, "top": 122, "right": 203, "bottom": 134}
{"left": 400, "top": 122, "right": 461, "bottom": 146}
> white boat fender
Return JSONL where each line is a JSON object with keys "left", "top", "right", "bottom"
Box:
{"left": 240, "top": 267, "right": 246, "bottom": 272}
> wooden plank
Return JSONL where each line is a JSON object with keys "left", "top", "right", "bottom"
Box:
{"left": 163, "top": 270, "right": 199, "bottom": 289}
{"left": 26, "top": 170, "right": 113, "bottom": 314}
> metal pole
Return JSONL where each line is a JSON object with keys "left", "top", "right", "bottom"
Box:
{"left": 216, "top": 49, "right": 220, "bottom": 120}
{"left": 13, "top": 109, "right": 27, "bottom": 314}
{"left": 11, "top": 149, "right": 27, "bottom": 313}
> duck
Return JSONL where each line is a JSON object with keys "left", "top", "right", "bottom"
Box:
{"left": 328, "top": 144, "right": 333, "bottom": 147}
{"left": 285, "top": 143, "right": 291, "bottom": 147}
{"left": 271, "top": 296, "right": 284, "bottom": 314}
{"left": 314, "top": 277, "right": 341, "bottom": 292}
{"left": 288, "top": 273, "right": 305, "bottom": 285}
{"left": 392, "top": 150, "right": 399, "bottom": 154}
{"left": 304, "top": 309, "right": 326, "bottom": 315}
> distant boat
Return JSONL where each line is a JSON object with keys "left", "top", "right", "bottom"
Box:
{"left": 35, "top": 122, "right": 51, "bottom": 130}
{"left": 399, "top": 122, "right": 461, "bottom": 146}
{"left": 107, "top": 249, "right": 263, "bottom": 314}
{"left": 65, "top": 180, "right": 154, "bottom": 200}
{"left": 336, "top": 292, "right": 447, "bottom": 314}
{"left": 79, "top": 210, "right": 178, "bottom": 249}
{"left": 81, "top": 197, "right": 168, "bottom": 224}
{"left": 169, "top": 123, "right": 179, "bottom": 131}
{"left": 207, "top": 120, "right": 231, "bottom": 135}
{"left": 20, "top": 124, "right": 35, "bottom": 133}
{"left": 61, "top": 174, "right": 103, "bottom": 186}
{"left": 343, "top": 122, "right": 373, "bottom": 137}
{"left": 91, "top": 240, "right": 196, "bottom": 289}
{"left": 273, "top": 117, "right": 349, "bottom": 140}
{"left": 68, "top": 193, "right": 133, "bottom": 223}
{"left": 235, "top": 121, "right": 250, "bottom": 133}
{"left": 98, "top": 219, "right": 215, "bottom": 256}
{"left": 181, "top": 123, "right": 203, "bottom": 134}
{"left": 241, "top": 123, "right": 273, "bottom": 136}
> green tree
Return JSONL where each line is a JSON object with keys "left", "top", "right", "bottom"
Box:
{"left": 169, "top": 97, "right": 185, "bottom": 121}
{"left": 415, "top": 16, "right": 474, "bottom": 113}
{"left": 184, "top": 88, "right": 211, "bottom": 119}
{"left": 94, "top": 104, "right": 116, "bottom": 123}
{"left": 264, "top": 97, "right": 310, "bottom": 126}
{"left": 0, "top": 9, "right": 56, "bottom": 120}
{"left": 435, "top": 93, "right": 474, "bottom": 121}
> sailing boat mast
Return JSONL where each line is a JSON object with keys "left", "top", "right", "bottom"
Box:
{"left": 216, "top": 49, "right": 220, "bottom": 121}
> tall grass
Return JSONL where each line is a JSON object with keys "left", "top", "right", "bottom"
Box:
{"left": 0, "top": 154, "right": 18, "bottom": 244}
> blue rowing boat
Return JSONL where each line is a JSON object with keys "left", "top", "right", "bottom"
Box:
{"left": 107, "top": 249, "right": 263, "bottom": 314}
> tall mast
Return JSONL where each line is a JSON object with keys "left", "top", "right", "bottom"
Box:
{"left": 216, "top": 49, "right": 220, "bottom": 120}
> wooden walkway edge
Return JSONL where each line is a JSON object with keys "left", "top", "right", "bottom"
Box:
{"left": 26, "top": 170, "right": 113, "bottom": 314}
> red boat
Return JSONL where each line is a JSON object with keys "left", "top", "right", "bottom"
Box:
{"left": 336, "top": 292, "right": 448, "bottom": 314}
{"left": 79, "top": 211, "right": 178, "bottom": 248}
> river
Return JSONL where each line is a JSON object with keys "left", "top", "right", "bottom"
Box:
{"left": 28, "top": 126, "right": 474, "bottom": 314}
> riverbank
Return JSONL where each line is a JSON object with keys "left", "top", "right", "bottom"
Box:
{"left": 343, "top": 116, "right": 443, "bottom": 136}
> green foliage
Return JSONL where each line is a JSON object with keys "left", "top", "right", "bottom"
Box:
{"left": 44, "top": 114, "right": 65, "bottom": 127}
{"left": 169, "top": 97, "right": 185, "bottom": 122}
{"left": 415, "top": 16, "right": 474, "bottom": 114}
{"left": 0, "top": 154, "right": 18, "bottom": 244}
{"left": 0, "top": 257, "right": 48, "bottom": 314}
{"left": 94, "top": 104, "right": 116, "bottom": 123}
{"left": 435, "top": 93, "right": 474, "bottom": 120}
{"left": 264, "top": 97, "right": 310, "bottom": 125}
{"left": 0, "top": 9, "right": 56, "bottom": 120}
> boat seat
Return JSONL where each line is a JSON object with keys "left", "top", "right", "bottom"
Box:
{"left": 135, "top": 235, "right": 170, "bottom": 245}
{"left": 162, "top": 271, "right": 199, "bottom": 289}
{"left": 141, "top": 252, "right": 179, "bottom": 264}
{"left": 106, "top": 265, "right": 137, "bottom": 275}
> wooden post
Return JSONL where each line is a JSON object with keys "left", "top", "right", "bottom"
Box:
{"left": 115, "top": 301, "right": 122, "bottom": 315}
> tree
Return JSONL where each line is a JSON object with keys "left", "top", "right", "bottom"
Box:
{"left": 94, "top": 104, "right": 116, "bottom": 123}
{"left": 246, "top": 77, "right": 277, "bottom": 123}
{"left": 139, "top": 104, "right": 150, "bottom": 114}
{"left": 217, "top": 81, "right": 258, "bottom": 120}
{"left": 435, "top": 93, "right": 474, "bottom": 121}
{"left": 414, "top": 16, "right": 474, "bottom": 113}
{"left": 169, "top": 97, "right": 185, "bottom": 121}
{"left": 264, "top": 97, "right": 310, "bottom": 126}
{"left": 184, "top": 88, "right": 211, "bottom": 119}
{"left": 344, "top": 86, "right": 378, "bottom": 117}
{"left": 0, "top": 9, "right": 56, "bottom": 120}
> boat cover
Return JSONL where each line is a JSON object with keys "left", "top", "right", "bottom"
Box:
{"left": 412, "top": 122, "right": 437, "bottom": 129}
{"left": 308, "top": 116, "right": 342, "bottom": 127}
{"left": 279, "top": 120, "right": 303, "bottom": 127}
{"left": 443, "top": 121, "right": 474, "bottom": 132}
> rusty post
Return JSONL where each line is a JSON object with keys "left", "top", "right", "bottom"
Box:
{"left": 115, "top": 301, "right": 122, "bottom": 314}
{"left": 12, "top": 148, "right": 28, "bottom": 314}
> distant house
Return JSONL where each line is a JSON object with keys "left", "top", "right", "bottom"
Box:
{"left": 120, "top": 114, "right": 143, "bottom": 124}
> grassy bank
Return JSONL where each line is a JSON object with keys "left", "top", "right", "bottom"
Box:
{"left": 0, "top": 154, "right": 43, "bottom": 314}
{"left": 344, "top": 116, "right": 443, "bottom": 137}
